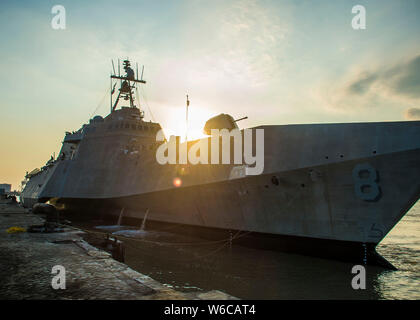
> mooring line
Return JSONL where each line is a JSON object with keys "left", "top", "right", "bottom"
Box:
{"left": 63, "top": 223, "right": 252, "bottom": 247}
{"left": 62, "top": 223, "right": 255, "bottom": 262}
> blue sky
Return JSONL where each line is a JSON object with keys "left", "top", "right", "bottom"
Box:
{"left": 1, "top": 0, "right": 419, "bottom": 188}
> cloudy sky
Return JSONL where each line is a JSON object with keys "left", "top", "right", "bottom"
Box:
{"left": 0, "top": 0, "right": 419, "bottom": 189}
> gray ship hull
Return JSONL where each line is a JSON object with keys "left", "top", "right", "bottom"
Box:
{"left": 21, "top": 109, "right": 420, "bottom": 265}
{"left": 50, "top": 147, "right": 419, "bottom": 266}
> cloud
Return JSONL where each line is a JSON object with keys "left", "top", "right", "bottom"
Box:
{"left": 315, "top": 54, "right": 420, "bottom": 120}
{"left": 392, "top": 55, "right": 420, "bottom": 98}
{"left": 171, "top": 0, "right": 291, "bottom": 89}
{"left": 346, "top": 55, "right": 420, "bottom": 99}
{"left": 405, "top": 108, "right": 420, "bottom": 120}
{"left": 347, "top": 73, "right": 378, "bottom": 95}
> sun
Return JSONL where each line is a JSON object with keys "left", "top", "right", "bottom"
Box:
{"left": 159, "top": 104, "right": 215, "bottom": 142}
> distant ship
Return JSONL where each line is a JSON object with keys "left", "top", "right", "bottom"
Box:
{"left": 21, "top": 59, "right": 420, "bottom": 268}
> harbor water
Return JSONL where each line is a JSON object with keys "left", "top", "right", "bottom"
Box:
{"left": 78, "top": 201, "right": 420, "bottom": 300}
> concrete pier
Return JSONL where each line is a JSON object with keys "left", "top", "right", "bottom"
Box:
{"left": 0, "top": 203, "right": 236, "bottom": 300}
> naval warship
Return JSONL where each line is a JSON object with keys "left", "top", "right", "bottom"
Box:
{"left": 21, "top": 59, "right": 420, "bottom": 268}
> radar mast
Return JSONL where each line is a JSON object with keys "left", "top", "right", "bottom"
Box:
{"left": 110, "top": 59, "right": 146, "bottom": 115}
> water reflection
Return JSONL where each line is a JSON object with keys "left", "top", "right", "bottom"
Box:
{"left": 79, "top": 201, "right": 419, "bottom": 300}
{"left": 119, "top": 231, "right": 383, "bottom": 299}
